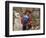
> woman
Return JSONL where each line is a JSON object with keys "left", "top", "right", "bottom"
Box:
{"left": 21, "top": 10, "right": 32, "bottom": 30}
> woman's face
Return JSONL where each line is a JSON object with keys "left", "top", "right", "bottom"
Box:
{"left": 26, "top": 12, "right": 29, "bottom": 15}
